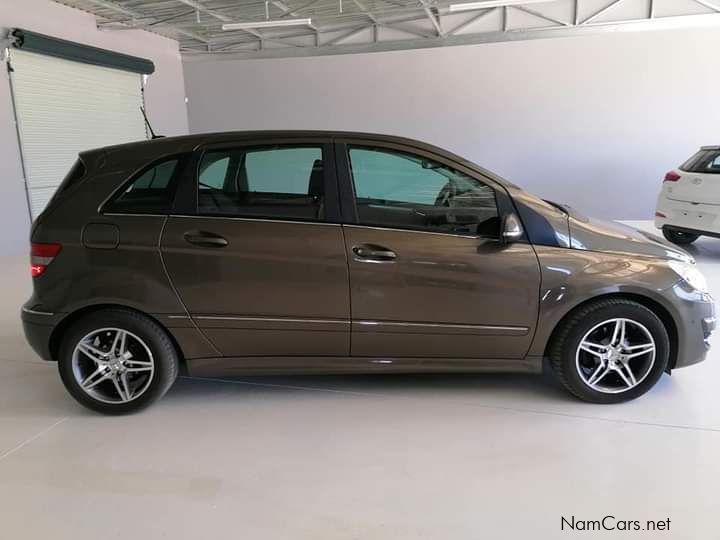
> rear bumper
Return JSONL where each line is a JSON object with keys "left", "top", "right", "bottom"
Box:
{"left": 21, "top": 303, "right": 62, "bottom": 361}
{"left": 655, "top": 196, "right": 720, "bottom": 235}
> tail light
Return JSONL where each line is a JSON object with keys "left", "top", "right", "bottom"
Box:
{"left": 30, "top": 242, "right": 62, "bottom": 278}
{"left": 664, "top": 171, "right": 681, "bottom": 182}
{"left": 655, "top": 211, "right": 667, "bottom": 218}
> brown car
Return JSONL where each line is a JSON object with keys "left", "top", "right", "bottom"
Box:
{"left": 22, "top": 131, "right": 715, "bottom": 413}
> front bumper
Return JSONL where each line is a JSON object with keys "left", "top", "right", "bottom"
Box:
{"left": 669, "top": 286, "right": 715, "bottom": 369}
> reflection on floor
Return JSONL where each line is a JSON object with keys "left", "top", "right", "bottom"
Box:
{"left": 1, "top": 221, "right": 718, "bottom": 539}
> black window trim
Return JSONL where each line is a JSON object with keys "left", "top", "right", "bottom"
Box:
{"left": 99, "top": 152, "right": 190, "bottom": 216}
{"left": 334, "top": 138, "right": 517, "bottom": 239}
{"left": 185, "top": 138, "right": 341, "bottom": 224}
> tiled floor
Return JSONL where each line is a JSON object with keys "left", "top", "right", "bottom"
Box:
{"left": 1, "top": 222, "right": 718, "bottom": 539}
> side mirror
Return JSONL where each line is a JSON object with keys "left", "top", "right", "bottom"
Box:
{"left": 501, "top": 213, "right": 524, "bottom": 244}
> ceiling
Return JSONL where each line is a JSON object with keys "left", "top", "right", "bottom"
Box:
{"left": 54, "top": 0, "right": 720, "bottom": 59}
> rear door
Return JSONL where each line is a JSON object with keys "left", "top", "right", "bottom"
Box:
{"left": 160, "top": 138, "right": 350, "bottom": 358}
{"left": 666, "top": 148, "right": 720, "bottom": 204}
{"left": 337, "top": 140, "right": 541, "bottom": 362}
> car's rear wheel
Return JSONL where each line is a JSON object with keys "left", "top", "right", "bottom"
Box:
{"left": 549, "top": 299, "right": 669, "bottom": 403}
{"left": 663, "top": 228, "right": 699, "bottom": 245}
{"left": 58, "top": 309, "right": 179, "bottom": 414}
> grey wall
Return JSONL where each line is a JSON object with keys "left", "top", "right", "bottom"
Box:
{"left": 0, "top": 0, "right": 189, "bottom": 255}
{"left": 184, "top": 26, "right": 720, "bottom": 221}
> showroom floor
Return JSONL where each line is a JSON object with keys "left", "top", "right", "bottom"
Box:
{"left": 1, "top": 222, "right": 718, "bottom": 539}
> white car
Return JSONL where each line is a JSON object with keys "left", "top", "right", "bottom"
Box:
{"left": 655, "top": 145, "right": 720, "bottom": 245}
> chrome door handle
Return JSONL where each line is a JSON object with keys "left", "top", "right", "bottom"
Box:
{"left": 352, "top": 244, "right": 397, "bottom": 262}
{"left": 183, "top": 230, "right": 229, "bottom": 248}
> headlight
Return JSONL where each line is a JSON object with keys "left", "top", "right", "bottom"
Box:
{"left": 668, "top": 260, "right": 709, "bottom": 293}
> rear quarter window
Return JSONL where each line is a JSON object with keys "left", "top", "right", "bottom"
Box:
{"left": 103, "top": 156, "right": 183, "bottom": 214}
{"left": 47, "top": 158, "right": 86, "bottom": 205}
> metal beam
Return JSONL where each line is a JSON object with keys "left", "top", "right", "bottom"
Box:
{"left": 175, "top": 0, "right": 316, "bottom": 48}
{"left": 323, "top": 24, "right": 373, "bottom": 45}
{"left": 512, "top": 5, "right": 570, "bottom": 27}
{"left": 691, "top": 0, "right": 720, "bottom": 13}
{"left": 351, "top": 0, "right": 379, "bottom": 24}
{"left": 272, "top": 0, "right": 320, "bottom": 31}
{"left": 275, "top": 0, "right": 324, "bottom": 18}
{"left": 379, "top": 22, "right": 437, "bottom": 39}
{"left": 83, "top": 0, "right": 210, "bottom": 42}
{"left": 419, "top": 1, "right": 444, "bottom": 36}
{"left": 580, "top": 0, "right": 626, "bottom": 25}
{"left": 182, "top": 11, "right": 720, "bottom": 59}
{"left": 447, "top": 8, "right": 496, "bottom": 36}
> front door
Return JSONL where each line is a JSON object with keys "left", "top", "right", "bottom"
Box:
{"left": 161, "top": 140, "right": 350, "bottom": 358}
{"left": 338, "top": 142, "right": 541, "bottom": 361}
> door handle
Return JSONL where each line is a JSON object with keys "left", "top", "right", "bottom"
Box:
{"left": 352, "top": 244, "right": 397, "bottom": 262}
{"left": 183, "top": 230, "right": 229, "bottom": 248}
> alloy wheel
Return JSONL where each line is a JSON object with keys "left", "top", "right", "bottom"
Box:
{"left": 71, "top": 327, "right": 155, "bottom": 404}
{"left": 575, "top": 318, "right": 656, "bottom": 394}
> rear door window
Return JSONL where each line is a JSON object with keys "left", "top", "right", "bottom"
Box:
{"left": 197, "top": 145, "right": 326, "bottom": 221}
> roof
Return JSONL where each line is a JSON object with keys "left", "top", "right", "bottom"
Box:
{"left": 83, "top": 129, "right": 505, "bottom": 186}
{"left": 93, "top": 129, "right": 457, "bottom": 157}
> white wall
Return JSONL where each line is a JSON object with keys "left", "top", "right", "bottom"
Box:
{"left": 184, "top": 27, "right": 720, "bottom": 221}
{"left": 0, "top": 0, "right": 188, "bottom": 255}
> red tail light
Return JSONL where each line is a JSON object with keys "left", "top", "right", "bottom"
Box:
{"left": 30, "top": 242, "right": 62, "bottom": 278}
{"left": 664, "top": 171, "right": 681, "bottom": 182}
{"left": 655, "top": 211, "right": 667, "bottom": 218}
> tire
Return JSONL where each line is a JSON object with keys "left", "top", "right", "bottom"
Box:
{"left": 58, "top": 309, "right": 179, "bottom": 414}
{"left": 549, "top": 299, "right": 670, "bottom": 404}
{"left": 663, "top": 228, "right": 699, "bottom": 245}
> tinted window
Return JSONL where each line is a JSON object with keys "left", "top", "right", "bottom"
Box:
{"left": 349, "top": 146, "right": 499, "bottom": 236}
{"left": 681, "top": 149, "right": 720, "bottom": 174}
{"left": 105, "top": 158, "right": 180, "bottom": 214}
{"left": 197, "top": 145, "right": 325, "bottom": 221}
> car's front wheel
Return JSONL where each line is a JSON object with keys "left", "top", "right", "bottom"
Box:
{"left": 549, "top": 299, "right": 669, "bottom": 403}
{"left": 58, "top": 309, "right": 179, "bottom": 414}
{"left": 663, "top": 228, "right": 699, "bottom": 245}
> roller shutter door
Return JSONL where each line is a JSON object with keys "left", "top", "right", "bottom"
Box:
{"left": 9, "top": 49, "right": 148, "bottom": 217}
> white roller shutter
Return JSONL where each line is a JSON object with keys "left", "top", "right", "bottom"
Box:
{"left": 9, "top": 49, "right": 148, "bottom": 218}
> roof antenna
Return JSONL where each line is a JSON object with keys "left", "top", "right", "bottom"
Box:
{"left": 140, "top": 106, "right": 163, "bottom": 139}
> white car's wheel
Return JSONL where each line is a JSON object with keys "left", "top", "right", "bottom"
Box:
{"left": 663, "top": 228, "right": 699, "bottom": 245}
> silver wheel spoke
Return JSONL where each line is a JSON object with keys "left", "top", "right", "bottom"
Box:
{"left": 625, "top": 344, "right": 655, "bottom": 359}
{"left": 120, "top": 373, "right": 133, "bottom": 402}
{"left": 111, "top": 376, "right": 129, "bottom": 402}
{"left": 77, "top": 342, "right": 109, "bottom": 364}
{"left": 81, "top": 367, "right": 110, "bottom": 390}
{"left": 124, "top": 359, "right": 153, "bottom": 367}
{"left": 611, "top": 319, "right": 626, "bottom": 346}
{"left": 579, "top": 341, "right": 608, "bottom": 358}
{"left": 125, "top": 367, "right": 153, "bottom": 373}
{"left": 614, "top": 364, "right": 636, "bottom": 388}
{"left": 111, "top": 330, "right": 127, "bottom": 357}
{"left": 587, "top": 363, "right": 610, "bottom": 386}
